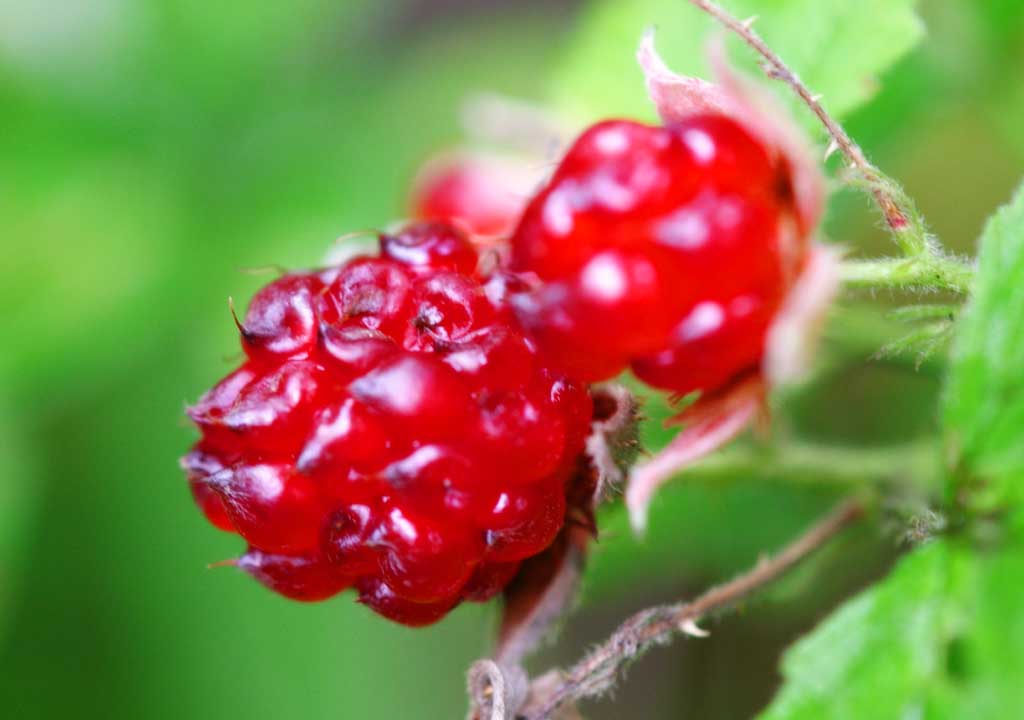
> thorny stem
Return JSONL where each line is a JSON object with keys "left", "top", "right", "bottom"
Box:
{"left": 520, "top": 499, "right": 865, "bottom": 719}
{"left": 685, "top": 0, "right": 975, "bottom": 293}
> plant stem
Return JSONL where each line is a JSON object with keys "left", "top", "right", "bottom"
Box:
{"left": 685, "top": 0, "right": 914, "bottom": 236}
{"left": 685, "top": 0, "right": 976, "bottom": 294}
{"left": 841, "top": 255, "right": 974, "bottom": 294}
{"left": 519, "top": 499, "right": 864, "bottom": 719}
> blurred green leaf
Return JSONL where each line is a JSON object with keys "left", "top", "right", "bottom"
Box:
{"left": 0, "top": 5, "right": 575, "bottom": 720}
{"left": 992, "top": 83, "right": 1024, "bottom": 164}
{"left": 749, "top": 0, "right": 924, "bottom": 123}
{"left": 549, "top": 0, "right": 705, "bottom": 121}
{"left": 586, "top": 478, "right": 843, "bottom": 600}
{"left": 0, "top": 396, "right": 39, "bottom": 644}
{"left": 944, "top": 181, "right": 1024, "bottom": 509}
{"left": 550, "top": 0, "right": 923, "bottom": 134}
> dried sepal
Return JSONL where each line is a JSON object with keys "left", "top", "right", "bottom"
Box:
{"left": 585, "top": 383, "right": 642, "bottom": 501}
{"left": 764, "top": 245, "right": 843, "bottom": 386}
{"left": 637, "top": 30, "right": 732, "bottom": 123}
{"left": 495, "top": 524, "right": 589, "bottom": 667}
{"left": 626, "top": 375, "right": 765, "bottom": 534}
{"left": 704, "top": 36, "right": 824, "bottom": 238}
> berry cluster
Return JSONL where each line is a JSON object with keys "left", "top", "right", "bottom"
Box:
{"left": 183, "top": 221, "right": 591, "bottom": 625}
{"left": 508, "top": 116, "right": 796, "bottom": 396}
{"left": 185, "top": 112, "right": 801, "bottom": 625}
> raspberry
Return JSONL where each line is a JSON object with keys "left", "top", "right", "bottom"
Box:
{"left": 410, "top": 155, "right": 525, "bottom": 237}
{"left": 356, "top": 576, "right": 456, "bottom": 627}
{"left": 184, "top": 221, "right": 592, "bottom": 625}
{"left": 206, "top": 463, "right": 325, "bottom": 553}
{"left": 180, "top": 446, "right": 235, "bottom": 532}
{"left": 238, "top": 548, "right": 354, "bottom": 602}
{"left": 509, "top": 116, "right": 794, "bottom": 396}
{"left": 461, "top": 560, "right": 521, "bottom": 602}
{"left": 238, "top": 273, "right": 323, "bottom": 361}
{"left": 381, "top": 221, "right": 479, "bottom": 276}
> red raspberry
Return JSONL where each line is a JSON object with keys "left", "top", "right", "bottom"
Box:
{"left": 238, "top": 273, "right": 323, "bottom": 361}
{"left": 460, "top": 560, "right": 521, "bottom": 602}
{"left": 184, "top": 221, "right": 592, "bottom": 625}
{"left": 180, "top": 445, "right": 235, "bottom": 532}
{"left": 509, "top": 116, "right": 794, "bottom": 396}
{"left": 356, "top": 576, "right": 456, "bottom": 627}
{"left": 381, "top": 221, "right": 479, "bottom": 276}
{"left": 238, "top": 548, "right": 354, "bottom": 602}
{"left": 410, "top": 155, "right": 525, "bottom": 237}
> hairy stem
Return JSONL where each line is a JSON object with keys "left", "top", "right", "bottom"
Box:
{"left": 841, "top": 255, "right": 974, "bottom": 294}
{"left": 521, "top": 499, "right": 864, "bottom": 719}
{"left": 686, "top": 0, "right": 976, "bottom": 294}
{"left": 685, "top": 0, "right": 916, "bottom": 239}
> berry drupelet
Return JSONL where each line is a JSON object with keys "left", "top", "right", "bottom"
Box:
{"left": 183, "top": 221, "right": 592, "bottom": 625}
{"left": 508, "top": 115, "right": 800, "bottom": 396}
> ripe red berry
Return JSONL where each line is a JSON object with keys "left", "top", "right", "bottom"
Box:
{"left": 181, "top": 446, "right": 236, "bottom": 532}
{"left": 460, "top": 560, "right": 521, "bottom": 602}
{"left": 410, "top": 154, "right": 527, "bottom": 237}
{"left": 381, "top": 221, "right": 479, "bottom": 276}
{"left": 356, "top": 576, "right": 456, "bottom": 627}
{"left": 374, "top": 501, "right": 483, "bottom": 603}
{"left": 509, "top": 116, "right": 794, "bottom": 396}
{"left": 239, "top": 274, "right": 323, "bottom": 360}
{"left": 187, "top": 360, "right": 325, "bottom": 457}
{"left": 184, "top": 221, "right": 592, "bottom": 624}
{"left": 207, "top": 463, "right": 325, "bottom": 553}
{"left": 238, "top": 548, "right": 354, "bottom": 602}
{"left": 482, "top": 481, "right": 566, "bottom": 563}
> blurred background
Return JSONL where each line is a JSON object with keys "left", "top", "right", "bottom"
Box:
{"left": 1, "top": 0, "right": 1021, "bottom": 717}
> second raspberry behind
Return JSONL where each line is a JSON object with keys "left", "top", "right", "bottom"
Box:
{"left": 508, "top": 115, "right": 799, "bottom": 397}
{"left": 184, "top": 221, "right": 592, "bottom": 625}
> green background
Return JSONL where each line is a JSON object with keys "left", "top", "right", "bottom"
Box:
{"left": 1, "top": 0, "right": 1021, "bottom": 717}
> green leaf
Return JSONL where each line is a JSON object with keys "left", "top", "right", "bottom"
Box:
{"left": 761, "top": 530, "right": 1024, "bottom": 720}
{"left": 937, "top": 537, "right": 1024, "bottom": 717}
{"left": 551, "top": 0, "right": 924, "bottom": 132}
{"left": 944, "top": 181, "right": 1024, "bottom": 509}
{"left": 758, "top": 541, "right": 968, "bottom": 720}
